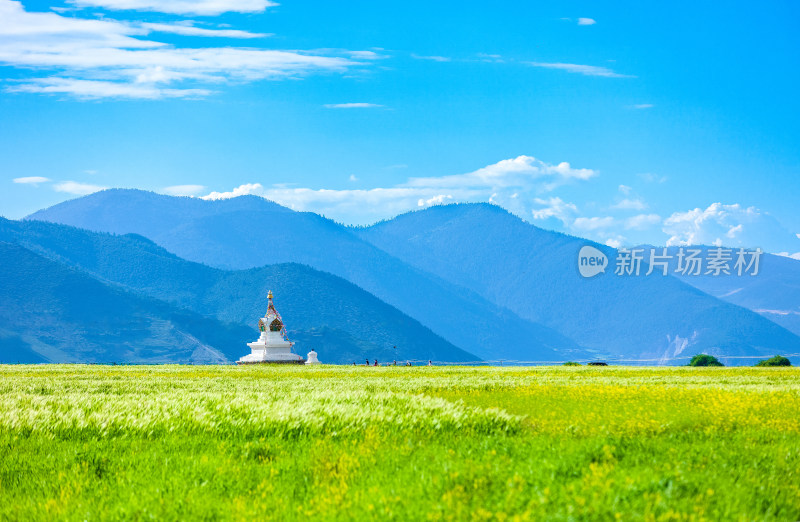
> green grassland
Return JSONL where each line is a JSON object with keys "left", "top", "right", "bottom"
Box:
{"left": 1, "top": 365, "right": 799, "bottom": 521}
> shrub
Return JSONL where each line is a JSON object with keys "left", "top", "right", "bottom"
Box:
{"left": 563, "top": 361, "right": 581, "bottom": 366}
{"left": 755, "top": 355, "right": 791, "bottom": 367}
{"left": 688, "top": 354, "right": 724, "bottom": 367}
{"left": 588, "top": 362, "right": 608, "bottom": 366}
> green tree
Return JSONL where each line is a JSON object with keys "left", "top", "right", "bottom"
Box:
{"left": 688, "top": 354, "right": 724, "bottom": 367}
{"left": 755, "top": 355, "right": 791, "bottom": 367}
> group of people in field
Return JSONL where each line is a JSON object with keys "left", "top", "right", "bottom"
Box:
{"left": 355, "top": 359, "right": 433, "bottom": 367}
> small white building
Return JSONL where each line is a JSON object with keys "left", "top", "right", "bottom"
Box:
{"left": 305, "top": 350, "right": 320, "bottom": 365}
{"left": 237, "top": 291, "right": 304, "bottom": 364}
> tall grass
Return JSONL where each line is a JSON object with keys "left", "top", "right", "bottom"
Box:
{"left": 1, "top": 365, "right": 799, "bottom": 520}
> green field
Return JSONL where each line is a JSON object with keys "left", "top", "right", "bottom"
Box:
{"left": 1, "top": 365, "right": 799, "bottom": 520}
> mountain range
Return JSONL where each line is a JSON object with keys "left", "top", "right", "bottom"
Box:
{"left": 0, "top": 218, "right": 473, "bottom": 364}
{"left": 1, "top": 188, "right": 796, "bottom": 365}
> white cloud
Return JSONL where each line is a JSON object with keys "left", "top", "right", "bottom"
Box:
{"left": 348, "top": 174, "right": 358, "bottom": 182}
{"left": 411, "top": 54, "right": 451, "bottom": 62}
{"left": 663, "top": 203, "right": 799, "bottom": 252}
{"left": 577, "top": 18, "right": 596, "bottom": 25}
{"left": 625, "top": 213, "right": 661, "bottom": 230}
{"left": 13, "top": 176, "right": 50, "bottom": 184}
{"left": 53, "top": 181, "right": 107, "bottom": 195}
{"left": 140, "top": 22, "right": 270, "bottom": 39}
{"left": 775, "top": 252, "right": 800, "bottom": 261}
{"left": 0, "top": 0, "right": 367, "bottom": 99}
{"left": 526, "top": 62, "right": 634, "bottom": 78}
{"left": 9, "top": 78, "right": 212, "bottom": 99}
{"left": 612, "top": 198, "right": 647, "bottom": 211}
{"left": 530, "top": 197, "right": 578, "bottom": 226}
{"left": 725, "top": 223, "right": 743, "bottom": 238}
{"left": 605, "top": 236, "right": 625, "bottom": 249}
{"left": 418, "top": 195, "right": 453, "bottom": 207}
{"left": 632, "top": 103, "right": 654, "bottom": 109}
{"left": 67, "top": 0, "right": 277, "bottom": 16}
{"left": 162, "top": 184, "right": 206, "bottom": 196}
{"left": 200, "top": 156, "right": 596, "bottom": 224}
{"left": 345, "top": 50, "right": 384, "bottom": 60}
{"left": 618, "top": 184, "right": 632, "bottom": 195}
{"left": 573, "top": 216, "right": 615, "bottom": 231}
{"left": 406, "top": 155, "right": 596, "bottom": 192}
{"left": 202, "top": 183, "right": 264, "bottom": 200}
{"left": 477, "top": 53, "right": 504, "bottom": 63}
{"left": 324, "top": 103, "right": 384, "bottom": 109}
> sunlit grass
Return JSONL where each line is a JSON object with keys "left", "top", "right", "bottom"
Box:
{"left": 1, "top": 365, "right": 799, "bottom": 520}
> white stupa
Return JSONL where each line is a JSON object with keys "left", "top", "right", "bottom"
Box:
{"left": 237, "top": 291, "right": 304, "bottom": 364}
{"left": 305, "top": 350, "right": 320, "bottom": 365}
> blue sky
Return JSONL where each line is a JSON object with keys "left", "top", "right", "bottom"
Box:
{"left": 2, "top": 0, "right": 799, "bottom": 254}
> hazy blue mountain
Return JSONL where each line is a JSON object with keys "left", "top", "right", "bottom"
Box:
{"left": 356, "top": 204, "right": 800, "bottom": 363}
{"left": 0, "top": 242, "right": 249, "bottom": 364}
{"left": 662, "top": 247, "right": 800, "bottom": 338}
{"left": 0, "top": 218, "right": 475, "bottom": 364}
{"left": 28, "top": 190, "right": 587, "bottom": 361}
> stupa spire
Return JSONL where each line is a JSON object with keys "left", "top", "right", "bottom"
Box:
{"left": 237, "top": 290, "right": 303, "bottom": 364}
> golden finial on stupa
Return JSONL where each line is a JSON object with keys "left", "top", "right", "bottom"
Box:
{"left": 268, "top": 290, "right": 273, "bottom": 299}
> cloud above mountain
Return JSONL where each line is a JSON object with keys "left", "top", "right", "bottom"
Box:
{"left": 200, "top": 155, "right": 598, "bottom": 223}
{"left": 663, "top": 203, "right": 799, "bottom": 252}
{"left": 194, "top": 156, "right": 800, "bottom": 253}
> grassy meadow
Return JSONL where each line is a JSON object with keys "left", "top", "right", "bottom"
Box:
{"left": 1, "top": 365, "right": 799, "bottom": 520}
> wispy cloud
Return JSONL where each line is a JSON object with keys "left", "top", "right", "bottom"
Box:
{"left": 53, "top": 181, "right": 107, "bottom": 195}
{"left": 577, "top": 18, "right": 596, "bottom": 25}
{"left": 405, "top": 155, "right": 596, "bottom": 190}
{"left": 324, "top": 103, "right": 384, "bottom": 109}
{"left": 411, "top": 54, "right": 451, "bottom": 62}
{"left": 13, "top": 176, "right": 50, "bottom": 184}
{"left": 140, "top": 22, "right": 270, "bottom": 39}
{"left": 573, "top": 216, "right": 615, "bottom": 231}
{"left": 477, "top": 53, "right": 504, "bottom": 63}
{"left": 66, "top": 0, "right": 278, "bottom": 16}
{"left": 526, "top": 62, "right": 634, "bottom": 78}
{"left": 9, "top": 78, "right": 213, "bottom": 99}
{"left": 638, "top": 172, "right": 668, "bottom": 183}
{"left": 531, "top": 196, "right": 578, "bottom": 226}
{"left": 0, "top": 0, "right": 370, "bottom": 99}
{"left": 611, "top": 198, "right": 647, "bottom": 211}
{"left": 631, "top": 103, "right": 654, "bottom": 109}
{"left": 162, "top": 184, "right": 206, "bottom": 196}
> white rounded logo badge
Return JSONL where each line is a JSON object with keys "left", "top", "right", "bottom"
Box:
{"left": 578, "top": 246, "right": 608, "bottom": 278}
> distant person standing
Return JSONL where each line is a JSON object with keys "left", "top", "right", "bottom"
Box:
{"left": 374, "top": 359, "right": 378, "bottom": 366}
{"left": 365, "top": 358, "right": 369, "bottom": 366}
{"left": 428, "top": 360, "right": 432, "bottom": 366}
